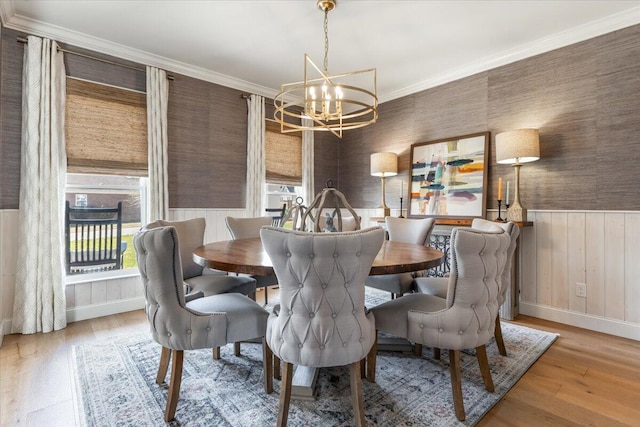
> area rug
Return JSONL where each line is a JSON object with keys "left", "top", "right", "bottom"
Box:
{"left": 73, "top": 301, "right": 557, "bottom": 426}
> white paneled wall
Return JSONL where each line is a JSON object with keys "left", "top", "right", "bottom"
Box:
{"left": 0, "top": 210, "right": 19, "bottom": 339}
{"left": 169, "top": 208, "right": 248, "bottom": 242}
{"left": 518, "top": 210, "right": 640, "bottom": 340}
{"left": 1, "top": 208, "right": 638, "bottom": 343}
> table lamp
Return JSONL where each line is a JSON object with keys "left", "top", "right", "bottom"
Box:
{"left": 495, "top": 129, "right": 540, "bottom": 222}
{"left": 370, "top": 152, "right": 398, "bottom": 217}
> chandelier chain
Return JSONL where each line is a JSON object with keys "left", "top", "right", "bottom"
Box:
{"left": 323, "top": 8, "right": 329, "bottom": 73}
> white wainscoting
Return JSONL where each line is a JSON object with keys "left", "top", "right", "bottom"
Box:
{"left": 517, "top": 210, "right": 640, "bottom": 340}
{"left": 1, "top": 208, "right": 638, "bottom": 344}
{"left": 355, "top": 208, "right": 640, "bottom": 341}
{"left": 0, "top": 210, "right": 19, "bottom": 345}
{"left": 0, "top": 208, "right": 246, "bottom": 345}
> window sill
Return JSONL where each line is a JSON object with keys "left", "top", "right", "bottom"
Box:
{"left": 65, "top": 268, "right": 139, "bottom": 286}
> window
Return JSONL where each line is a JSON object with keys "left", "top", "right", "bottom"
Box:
{"left": 64, "top": 78, "right": 147, "bottom": 278}
{"left": 65, "top": 174, "right": 147, "bottom": 275}
{"left": 265, "top": 121, "right": 303, "bottom": 214}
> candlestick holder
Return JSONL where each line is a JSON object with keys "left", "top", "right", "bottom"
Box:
{"left": 399, "top": 197, "right": 404, "bottom": 218}
{"left": 496, "top": 199, "right": 505, "bottom": 222}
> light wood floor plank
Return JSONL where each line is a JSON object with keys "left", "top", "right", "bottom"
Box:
{"left": 1, "top": 312, "right": 639, "bottom": 426}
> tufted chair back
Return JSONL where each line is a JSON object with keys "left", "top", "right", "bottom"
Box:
{"left": 471, "top": 219, "right": 520, "bottom": 307}
{"left": 225, "top": 216, "right": 272, "bottom": 239}
{"left": 261, "top": 226, "right": 384, "bottom": 368}
{"left": 410, "top": 226, "right": 510, "bottom": 350}
{"left": 135, "top": 226, "right": 229, "bottom": 350}
{"left": 143, "top": 218, "right": 206, "bottom": 280}
{"left": 365, "top": 216, "right": 436, "bottom": 297}
{"left": 144, "top": 218, "right": 257, "bottom": 300}
{"left": 225, "top": 216, "right": 280, "bottom": 304}
{"left": 386, "top": 216, "right": 435, "bottom": 245}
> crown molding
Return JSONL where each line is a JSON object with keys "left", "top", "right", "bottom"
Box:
{"left": 380, "top": 5, "right": 640, "bottom": 103}
{"left": 3, "top": 2, "right": 639, "bottom": 103}
{"left": 0, "top": 1, "right": 15, "bottom": 27}
{"left": 1, "top": 9, "right": 279, "bottom": 99}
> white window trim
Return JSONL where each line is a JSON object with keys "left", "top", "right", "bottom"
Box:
{"left": 65, "top": 268, "right": 139, "bottom": 285}
{"left": 64, "top": 174, "right": 148, "bottom": 284}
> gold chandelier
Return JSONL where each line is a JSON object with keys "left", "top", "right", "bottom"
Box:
{"left": 274, "top": 0, "right": 378, "bottom": 138}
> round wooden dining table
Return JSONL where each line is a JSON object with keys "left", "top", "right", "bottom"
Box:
{"left": 193, "top": 237, "right": 444, "bottom": 277}
{"left": 192, "top": 235, "right": 444, "bottom": 400}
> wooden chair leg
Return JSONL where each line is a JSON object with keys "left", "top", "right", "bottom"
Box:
{"left": 164, "top": 350, "right": 184, "bottom": 422}
{"left": 433, "top": 347, "right": 441, "bottom": 360}
{"left": 475, "top": 345, "right": 495, "bottom": 392}
{"left": 277, "top": 362, "right": 294, "bottom": 427}
{"left": 263, "top": 338, "right": 273, "bottom": 394}
{"left": 264, "top": 286, "right": 269, "bottom": 305}
{"left": 494, "top": 316, "right": 507, "bottom": 356}
{"left": 414, "top": 343, "right": 423, "bottom": 357}
{"left": 360, "top": 357, "right": 366, "bottom": 378}
{"left": 274, "top": 355, "right": 281, "bottom": 380}
{"left": 212, "top": 347, "right": 220, "bottom": 360}
{"left": 449, "top": 349, "right": 465, "bottom": 421}
{"left": 156, "top": 347, "right": 171, "bottom": 385}
{"left": 234, "top": 342, "right": 241, "bottom": 356}
{"left": 366, "top": 331, "right": 378, "bottom": 383}
{"left": 349, "top": 361, "right": 366, "bottom": 427}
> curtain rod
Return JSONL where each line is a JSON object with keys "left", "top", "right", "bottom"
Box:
{"left": 240, "top": 93, "right": 274, "bottom": 105}
{"left": 17, "top": 36, "right": 174, "bottom": 80}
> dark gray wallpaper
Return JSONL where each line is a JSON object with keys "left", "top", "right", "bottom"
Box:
{"left": 339, "top": 24, "right": 640, "bottom": 211}
{"left": 0, "top": 27, "right": 24, "bottom": 209}
{"left": 0, "top": 29, "right": 340, "bottom": 209}
{"left": 2, "top": 24, "right": 639, "bottom": 211}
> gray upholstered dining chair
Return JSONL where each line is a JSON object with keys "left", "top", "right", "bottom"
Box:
{"left": 367, "top": 226, "right": 510, "bottom": 421}
{"left": 414, "top": 219, "right": 519, "bottom": 356}
{"left": 225, "top": 216, "right": 279, "bottom": 304}
{"left": 261, "top": 226, "right": 385, "bottom": 427}
{"left": 145, "top": 218, "right": 258, "bottom": 358}
{"left": 365, "top": 216, "right": 435, "bottom": 298}
{"left": 144, "top": 218, "right": 257, "bottom": 298}
{"left": 134, "top": 226, "right": 272, "bottom": 422}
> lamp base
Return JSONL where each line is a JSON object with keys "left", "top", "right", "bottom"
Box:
{"left": 376, "top": 207, "right": 391, "bottom": 217}
{"left": 506, "top": 163, "right": 528, "bottom": 222}
{"left": 506, "top": 204, "right": 527, "bottom": 222}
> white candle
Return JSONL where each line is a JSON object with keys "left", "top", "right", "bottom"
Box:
{"left": 401, "top": 181, "right": 404, "bottom": 197}
{"left": 506, "top": 181, "right": 510, "bottom": 204}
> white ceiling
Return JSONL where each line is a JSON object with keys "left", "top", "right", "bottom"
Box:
{"left": 2, "top": 1, "right": 640, "bottom": 102}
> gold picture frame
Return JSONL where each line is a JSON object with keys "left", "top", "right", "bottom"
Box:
{"left": 408, "top": 131, "right": 490, "bottom": 220}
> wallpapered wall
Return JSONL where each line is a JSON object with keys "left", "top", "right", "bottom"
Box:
{"left": 0, "top": 27, "right": 339, "bottom": 210}
{"left": 339, "top": 24, "right": 640, "bottom": 212}
{"left": 4, "top": 24, "right": 639, "bottom": 212}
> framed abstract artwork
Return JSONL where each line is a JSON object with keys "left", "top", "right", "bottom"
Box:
{"left": 408, "top": 131, "right": 490, "bottom": 219}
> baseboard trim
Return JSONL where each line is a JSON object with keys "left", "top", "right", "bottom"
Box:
{"left": 519, "top": 302, "right": 640, "bottom": 341}
{"left": 66, "top": 297, "right": 145, "bottom": 323}
{"left": 0, "top": 299, "right": 145, "bottom": 347}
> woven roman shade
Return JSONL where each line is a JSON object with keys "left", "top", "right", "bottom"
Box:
{"left": 265, "top": 120, "right": 302, "bottom": 186}
{"left": 65, "top": 78, "right": 148, "bottom": 176}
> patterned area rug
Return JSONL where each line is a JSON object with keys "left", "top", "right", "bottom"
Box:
{"left": 73, "top": 295, "right": 557, "bottom": 427}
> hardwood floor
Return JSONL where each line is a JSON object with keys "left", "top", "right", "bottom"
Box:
{"left": 1, "top": 296, "right": 639, "bottom": 426}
